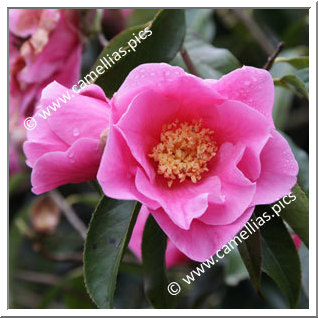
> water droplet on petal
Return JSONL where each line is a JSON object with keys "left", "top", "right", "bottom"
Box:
{"left": 68, "top": 151, "right": 75, "bottom": 162}
{"left": 73, "top": 128, "right": 80, "bottom": 137}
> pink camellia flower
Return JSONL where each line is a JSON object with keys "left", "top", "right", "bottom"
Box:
{"left": 9, "top": 9, "right": 82, "bottom": 117}
{"left": 23, "top": 82, "right": 110, "bottom": 194}
{"left": 129, "top": 206, "right": 189, "bottom": 268}
{"left": 97, "top": 63, "right": 298, "bottom": 262}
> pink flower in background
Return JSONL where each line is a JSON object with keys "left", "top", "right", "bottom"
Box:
{"left": 292, "top": 234, "right": 302, "bottom": 250}
{"left": 9, "top": 139, "right": 22, "bottom": 176}
{"left": 97, "top": 63, "right": 298, "bottom": 262}
{"left": 102, "top": 9, "right": 133, "bottom": 37}
{"left": 129, "top": 206, "right": 189, "bottom": 268}
{"left": 23, "top": 82, "right": 110, "bottom": 194}
{"left": 9, "top": 9, "right": 82, "bottom": 118}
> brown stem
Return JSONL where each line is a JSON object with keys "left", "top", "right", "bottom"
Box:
{"left": 51, "top": 190, "right": 87, "bottom": 240}
{"left": 15, "top": 270, "right": 62, "bottom": 285}
{"left": 33, "top": 241, "right": 83, "bottom": 263}
{"left": 232, "top": 9, "right": 275, "bottom": 55}
{"left": 180, "top": 46, "right": 199, "bottom": 76}
{"left": 263, "top": 42, "right": 285, "bottom": 71}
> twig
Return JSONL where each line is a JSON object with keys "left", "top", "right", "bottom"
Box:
{"left": 50, "top": 190, "right": 87, "bottom": 240}
{"left": 15, "top": 270, "right": 62, "bottom": 285}
{"left": 263, "top": 42, "right": 285, "bottom": 71}
{"left": 180, "top": 46, "right": 199, "bottom": 76}
{"left": 232, "top": 9, "right": 275, "bottom": 55}
{"left": 98, "top": 33, "right": 109, "bottom": 47}
{"left": 33, "top": 241, "right": 83, "bottom": 263}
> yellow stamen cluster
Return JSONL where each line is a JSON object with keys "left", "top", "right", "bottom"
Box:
{"left": 149, "top": 119, "right": 217, "bottom": 187}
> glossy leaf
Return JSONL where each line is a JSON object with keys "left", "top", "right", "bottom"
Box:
{"left": 270, "top": 48, "right": 307, "bottom": 129}
{"left": 257, "top": 207, "right": 301, "bottom": 308}
{"left": 142, "top": 214, "right": 174, "bottom": 309}
{"left": 172, "top": 32, "right": 240, "bottom": 79}
{"left": 93, "top": 9, "right": 186, "bottom": 96}
{"left": 275, "top": 56, "right": 309, "bottom": 69}
{"left": 224, "top": 247, "right": 249, "bottom": 286}
{"left": 279, "top": 184, "right": 309, "bottom": 247}
{"left": 281, "top": 133, "right": 309, "bottom": 194}
{"left": 274, "top": 71, "right": 308, "bottom": 99}
{"left": 185, "top": 9, "right": 215, "bottom": 41}
{"left": 126, "top": 9, "right": 159, "bottom": 27}
{"left": 294, "top": 67, "right": 309, "bottom": 90}
{"left": 237, "top": 214, "right": 262, "bottom": 291}
{"left": 83, "top": 197, "right": 141, "bottom": 308}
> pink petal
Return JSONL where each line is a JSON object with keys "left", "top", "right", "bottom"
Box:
{"left": 19, "top": 10, "right": 80, "bottom": 84}
{"left": 128, "top": 205, "right": 189, "bottom": 268}
{"left": 111, "top": 63, "right": 187, "bottom": 123}
{"left": 199, "top": 143, "right": 256, "bottom": 225}
{"left": 23, "top": 140, "right": 68, "bottom": 167}
{"left": 97, "top": 127, "right": 159, "bottom": 209}
{"left": 252, "top": 130, "right": 298, "bottom": 204}
{"left": 213, "top": 66, "right": 275, "bottom": 126}
{"left": 34, "top": 82, "right": 110, "bottom": 145}
{"left": 135, "top": 167, "right": 223, "bottom": 230}
{"left": 31, "top": 138, "right": 102, "bottom": 194}
{"left": 152, "top": 206, "right": 254, "bottom": 262}
{"left": 116, "top": 90, "right": 180, "bottom": 182}
{"left": 9, "top": 9, "right": 43, "bottom": 38}
{"left": 203, "top": 99, "right": 271, "bottom": 182}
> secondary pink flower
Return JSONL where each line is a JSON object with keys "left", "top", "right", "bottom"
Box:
{"left": 97, "top": 63, "right": 298, "bottom": 262}
{"left": 102, "top": 9, "right": 133, "bottom": 37}
{"left": 129, "top": 206, "right": 189, "bottom": 268}
{"left": 9, "top": 9, "right": 82, "bottom": 117}
{"left": 292, "top": 234, "right": 302, "bottom": 250}
{"left": 23, "top": 82, "right": 110, "bottom": 194}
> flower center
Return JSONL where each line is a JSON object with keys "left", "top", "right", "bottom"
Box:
{"left": 149, "top": 119, "right": 217, "bottom": 187}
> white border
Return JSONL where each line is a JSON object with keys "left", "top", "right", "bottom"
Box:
{"left": 2, "top": 1, "right": 316, "bottom": 316}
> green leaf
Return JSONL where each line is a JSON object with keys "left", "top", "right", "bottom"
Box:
{"left": 270, "top": 48, "right": 308, "bottom": 130}
{"left": 274, "top": 70, "right": 308, "bottom": 99}
{"left": 185, "top": 9, "right": 215, "bottom": 41}
{"left": 66, "top": 193, "right": 100, "bottom": 207}
{"left": 142, "top": 214, "right": 174, "bottom": 308}
{"left": 256, "top": 207, "right": 301, "bottom": 308}
{"left": 299, "top": 244, "right": 309, "bottom": 298}
{"left": 9, "top": 172, "right": 28, "bottom": 196}
{"left": 281, "top": 133, "right": 309, "bottom": 194}
{"left": 83, "top": 197, "right": 141, "bottom": 308}
{"left": 93, "top": 9, "right": 186, "bottom": 97}
{"left": 294, "top": 67, "right": 309, "bottom": 90}
{"left": 237, "top": 214, "right": 262, "bottom": 291}
{"left": 275, "top": 56, "right": 309, "bottom": 69}
{"left": 172, "top": 32, "right": 240, "bottom": 79}
{"left": 279, "top": 184, "right": 309, "bottom": 248}
{"left": 126, "top": 9, "right": 159, "bottom": 28}
{"left": 224, "top": 247, "right": 249, "bottom": 286}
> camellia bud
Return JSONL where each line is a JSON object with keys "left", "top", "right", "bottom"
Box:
{"left": 30, "top": 196, "right": 61, "bottom": 234}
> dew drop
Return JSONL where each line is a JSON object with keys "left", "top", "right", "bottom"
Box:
{"left": 73, "top": 128, "right": 80, "bottom": 137}
{"left": 68, "top": 151, "right": 75, "bottom": 162}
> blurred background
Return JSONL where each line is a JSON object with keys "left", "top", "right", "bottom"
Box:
{"left": 9, "top": 8, "right": 309, "bottom": 309}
